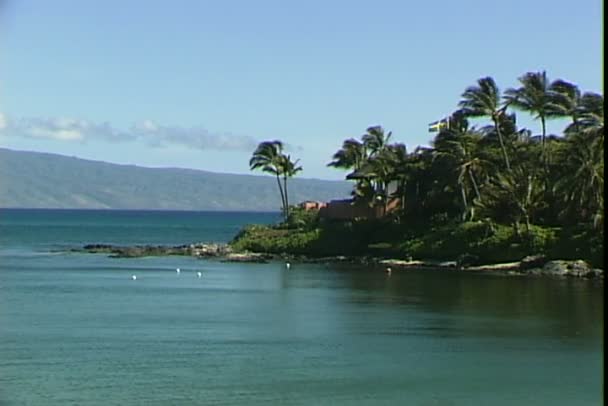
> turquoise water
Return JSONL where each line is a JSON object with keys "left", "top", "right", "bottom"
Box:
{"left": 0, "top": 209, "right": 603, "bottom": 405}
{"left": 0, "top": 209, "right": 280, "bottom": 250}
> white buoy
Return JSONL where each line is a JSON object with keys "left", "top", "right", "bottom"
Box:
{"left": 197, "top": 271, "right": 202, "bottom": 278}
{"left": 132, "top": 275, "right": 137, "bottom": 280}
{"left": 286, "top": 262, "right": 291, "bottom": 270}
{"left": 386, "top": 267, "right": 392, "bottom": 275}
{"left": 176, "top": 268, "right": 181, "bottom": 274}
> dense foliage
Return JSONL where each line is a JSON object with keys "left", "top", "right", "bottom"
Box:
{"left": 238, "top": 72, "right": 604, "bottom": 267}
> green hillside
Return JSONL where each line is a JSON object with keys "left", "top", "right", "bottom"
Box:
{"left": 0, "top": 148, "right": 351, "bottom": 211}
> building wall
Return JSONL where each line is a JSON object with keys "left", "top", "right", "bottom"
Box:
{"left": 299, "top": 201, "right": 327, "bottom": 210}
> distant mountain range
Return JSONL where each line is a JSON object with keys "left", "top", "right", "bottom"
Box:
{"left": 0, "top": 148, "right": 352, "bottom": 211}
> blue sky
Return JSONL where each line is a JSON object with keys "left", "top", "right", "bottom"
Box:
{"left": 0, "top": 0, "right": 603, "bottom": 180}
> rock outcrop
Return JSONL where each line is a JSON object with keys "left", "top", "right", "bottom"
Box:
{"left": 81, "top": 243, "right": 231, "bottom": 258}
{"left": 533, "top": 260, "right": 603, "bottom": 278}
{"left": 77, "top": 244, "right": 604, "bottom": 278}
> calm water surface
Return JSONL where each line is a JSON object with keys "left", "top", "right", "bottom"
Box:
{"left": 0, "top": 209, "right": 603, "bottom": 405}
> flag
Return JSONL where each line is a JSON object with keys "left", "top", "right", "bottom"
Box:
{"left": 428, "top": 118, "right": 449, "bottom": 132}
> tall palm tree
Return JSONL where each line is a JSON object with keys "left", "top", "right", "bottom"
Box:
{"left": 549, "top": 80, "right": 582, "bottom": 127}
{"left": 458, "top": 76, "right": 511, "bottom": 171}
{"left": 434, "top": 130, "right": 488, "bottom": 221}
{"left": 328, "top": 138, "right": 369, "bottom": 205}
{"left": 504, "top": 71, "right": 560, "bottom": 156}
{"left": 329, "top": 126, "right": 395, "bottom": 208}
{"left": 362, "top": 125, "right": 392, "bottom": 157}
{"left": 554, "top": 133, "right": 604, "bottom": 227}
{"left": 249, "top": 140, "right": 287, "bottom": 216}
{"left": 577, "top": 92, "right": 604, "bottom": 130}
{"left": 401, "top": 146, "right": 435, "bottom": 221}
{"left": 570, "top": 92, "right": 604, "bottom": 150}
{"left": 482, "top": 164, "right": 544, "bottom": 235}
{"left": 327, "top": 138, "right": 366, "bottom": 171}
{"left": 355, "top": 143, "right": 405, "bottom": 209}
{"left": 384, "top": 143, "right": 410, "bottom": 216}
{"left": 278, "top": 154, "right": 303, "bottom": 216}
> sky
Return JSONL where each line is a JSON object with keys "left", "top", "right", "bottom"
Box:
{"left": 0, "top": 0, "right": 603, "bottom": 180}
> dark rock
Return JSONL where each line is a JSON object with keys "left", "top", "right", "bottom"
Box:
{"left": 519, "top": 254, "right": 547, "bottom": 270}
{"left": 456, "top": 253, "right": 479, "bottom": 268}
{"left": 190, "top": 243, "right": 232, "bottom": 257}
{"left": 81, "top": 243, "right": 231, "bottom": 258}
{"left": 541, "top": 260, "right": 600, "bottom": 277}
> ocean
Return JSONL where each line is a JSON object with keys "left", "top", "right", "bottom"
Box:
{"left": 0, "top": 209, "right": 603, "bottom": 405}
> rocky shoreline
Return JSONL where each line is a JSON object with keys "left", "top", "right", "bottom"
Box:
{"left": 75, "top": 244, "right": 603, "bottom": 278}
{"left": 79, "top": 243, "right": 233, "bottom": 258}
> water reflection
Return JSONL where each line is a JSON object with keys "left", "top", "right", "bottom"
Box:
{"left": 281, "top": 263, "right": 604, "bottom": 342}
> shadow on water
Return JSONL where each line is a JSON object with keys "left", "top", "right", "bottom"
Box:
{"left": 324, "top": 264, "right": 604, "bottom": 340}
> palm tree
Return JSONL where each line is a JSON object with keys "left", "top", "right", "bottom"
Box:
{"left": 458, "top": 76, "right": 511, "bottom": 171}
{"left": 362, "top": 125, "right": 392, "bottom": 157}
{"left": 384, "top": 143, "right": 411, "bottom": 217}
{"left": 570, "top": 92, "right": 604, "bottom": 150}
{"left": 504, "top": 71, "right": 560, "bottom": 156}
{"left": 577, "top": 92, "right": 604, "bottom": 130}
{"left": 327, "top": 138, "right": 366, "bottom": 171}
{"left": 249, "top": 140, "right": 287, "bottom": 216}
{"left": 434, "top": 129, "right": 488, "bottom": 221}
{"left": 278, "top": 154, "right": 303, "bottom": 217}
{"left": 549, "top": 80, "right": 582, "bottom": 127}
{"left": 482, "top": 164, "right": 544, "bottom": 235}
{"left": 554, "top": 133, "right": 604, "bottom": 227}
{"left": 355, "top": 143, "right": 405, "bottom": 210}
{"left": 401, "top": 146, "right": 435, "bottom": 222}
{"left": 329, "top": 126, "right": 394, "bottom": 208}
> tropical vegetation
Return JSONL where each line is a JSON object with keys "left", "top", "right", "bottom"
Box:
{"left": 239, "top": 71, "right": 604, "bottom": 267}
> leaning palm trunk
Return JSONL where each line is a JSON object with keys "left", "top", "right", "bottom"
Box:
{"left": 540, "top": 115, "right": 548, "bottom": 167}
{"left": 468, "top": 170, "right": 481, "bottom": 201}
{"left": 282, "top": 175, "right": 289, "bottom": 218}
{"left": 460, "top": 185, "right": 468, "bottom": 221}
{"left": 276, "top": 173, "right": 287, "bottom": 217}
{"left": 540, "top": 116, "right": 547, "bottom": 152}
{"left": 492, "top": 114, "right": 511, "bottom": 171}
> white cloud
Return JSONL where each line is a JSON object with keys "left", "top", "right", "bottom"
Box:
{"left": 130, "top": 120, "right": 258, "bottom": 151}
{"left": 28, "top": 127, "right": 83, "bottom": 141}
{"left": 0, "top": 113, "right": 258, "bottom": 151}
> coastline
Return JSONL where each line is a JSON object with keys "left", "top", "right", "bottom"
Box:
{"left": 74, "top": 243, "right": 604, "bottom": 279}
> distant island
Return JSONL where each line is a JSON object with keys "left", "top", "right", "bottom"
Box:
{"left": 0, "top": 148, "right": 351, "bottom": 211}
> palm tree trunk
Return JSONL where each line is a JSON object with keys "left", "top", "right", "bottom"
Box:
{"left": 540, "top": 114, "right": 549, "bottom": 168}
{"left": 468, "top": 170, "right": 481, "bottom": 201}
{"left": 399, "top": 180, "right": 407, "bottom": 224}
{"left": 493, "top": 115, "right": 511, "bottom": 171}
{"left": 275, "top": 174, "right": 286, "bottom": 217}
{"left": 460, "top": 185, "right": 468, "bottom": 221}
{"left": 541, "top": 115, "right": 547, "bottom": 149}
{"left": 283, "top": 175, "right": 289, "bottom": 218}
{"left": 380, "top": 180, "right": 387, "bottom": 216}
{"left": 513, "top": 220, "right": 521, "bottom": 238}
{"left": 524, "top": 213, "right": 531, "bottom": 234}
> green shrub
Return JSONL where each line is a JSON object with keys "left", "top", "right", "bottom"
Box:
{"left": 548, "top": 226, "right": 604, "bottom": 268}
{"left": 400, "top": 222, "right": 562, "bottom": 264}
{"left": 230, "top": 220, "right": 603, "bottom": 267}
{"left": 283, "top": 207, "right": 320, "bottom": 230}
